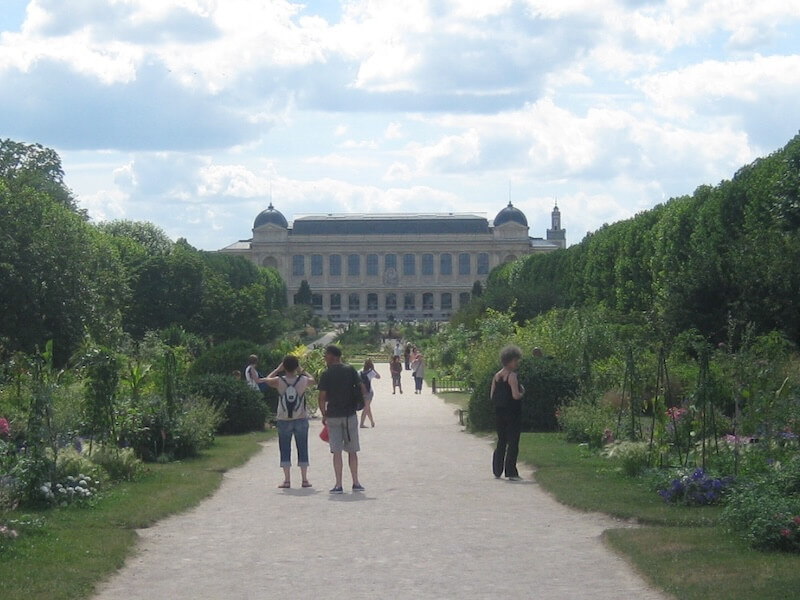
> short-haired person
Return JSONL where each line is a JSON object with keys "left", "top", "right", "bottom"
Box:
{"left": 265, "top": 355, "right": 315, "bottom": 489}
{"left": 491, "top": 345, "right": 525, "bottom": 481}
{"left": 317, "top": 345, "right": 367, "bottom": 494}
{"left": 390, "top": 355, "right": 403, "bottom": 394}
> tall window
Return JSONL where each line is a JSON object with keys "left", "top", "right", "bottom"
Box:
{"left": 477, "top": 252, "right": 489, "bottom": 275}
{"left": 367, "top": 293, "right": 378, "bottom": 310}
{"left": 292, "top": 254, "right": 304, "bottom": 276}
{"left": 441, "top": 292, "right": 452, "bottom": 310}
{"left": 311, "top": 254, "right": 323, "bottom": 276}
{"left": 422, "top": 253, "right": 434, "bottom": 276}
{"left": 458, "top": 253, "right": 470, "bottom": 275}
{"left": 348, "top": 293, "right": 360, "bottom": 311}
{"left": 348, "top": 254, "right": 360, "bottom": 276}
{"left": 366, "top": 253, "right": 379, "bottom": 276}
{"left": 330, "top": 293, "right": 341, "bottom": 310}
{"left": 404, "top": 292, "right": 415, "bottom": 310}
{"left": 440, "top": 253, "right": 452, "bottom": 275}
{"left": 403, "top": 253, "right": 416, "bottom": 276}
{"left": 329, "top": 254, "right": 342, "bottom": 276}
{"left": 385, "top": 253, "right": 397, "bottom": 271}
{"left": 422, "top": 292, "right": 434, "bottom": 310}
{"left": 459, "top": 292, "right": 471, "bottom": 307}
{"left": 385, "top": 293, "right": 397, "bottom": 311}
{"left": 312, "top": 294, "right": 323, "bottom": 309}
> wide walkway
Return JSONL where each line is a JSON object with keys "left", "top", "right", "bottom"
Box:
{"left": 92, "top": 363, "right": 670, "bottom": 600}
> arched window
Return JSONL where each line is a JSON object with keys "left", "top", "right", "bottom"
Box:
{"left": 348, "top": 254, "right": 360, "bottom": 276}
{"left": 422, "top": 253, "right": 434, "bottom": 275}
{"left": 330, "top": 293, "right": 341, "bottom": 310}
{"left": 403, "top": 253, "right": 416, "bottom": 275}
{"left": 385, "top": 293, "right": 397, "bottom": 311}
{"left": 311, "top": 254, "right": 323, "bottom": 276}
{"left": 477, "top": 252, "right": 489, "bottom": 275}
{"left": 312, "top": 294, "right": 323, "bottom": 309}
{"left": 329, "top": 254, "right": 342, "bottom": 276}
{"left": 367, "top": 293, "right": 378, "bottom": 310}
{"left": 422, "top": 293, "right": 434, "bottom": 310}
{"left": 459, "top": 292, "right": 470, "bottom": 307}
{"left": 441, "top": 292, "right": 452, "bottom": 310}
{"left": 404, "top": 292, "right": 415, "bottom": 310}
{"left": 292, "top": 254, "right": 305, "bottom": 276}
{"left": 440, "top": 253, "right": 452, "bottom": 275}
{"left": 348, "top": 293, "right": 360, "bottom": 311}
{"left": 458, "top": 253, "right": 470, "bottom": 275}
{"left": 366, "top": 254, "right": 379, "bottom": 276}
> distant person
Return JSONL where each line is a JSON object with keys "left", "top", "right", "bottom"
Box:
{"left": 390, "top": 355, "right": 403, "bottom": 394}
{"left": 360, "top": 359, "right": 380, "bottom": 428}
{"left": 244, "top": 355, "right": 267, "bottom": 391}
{"left": 393, "top": 341, "right": 403, "bottom": 359}
{"left": 404, "top": 343, "right": 412, "bottom": 370}
{"left": 491, "top": 345, "right": 525, "bottom": 481}
{"left": 265, "top": 356, "right": 315, "bottom": 489}
{"left": 410, "top": 349, "right": 425, "bottom": 394}
{"left": 317, "top": 345, "right": 367, "bottom": 494}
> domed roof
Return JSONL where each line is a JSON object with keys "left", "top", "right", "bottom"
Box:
{"left": 493, "top": 201, "right": 528, "bottom": 227}
{"left": 253, "top": 203, "right": 288, "bottom": 229}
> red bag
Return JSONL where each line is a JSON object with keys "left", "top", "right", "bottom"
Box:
{"left": 319, "top": 424, "right": 329, "bottom": 442}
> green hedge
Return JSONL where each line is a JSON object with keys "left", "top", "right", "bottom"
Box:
{"left": 468, "top": 355, "right": 579, "bottom": 432}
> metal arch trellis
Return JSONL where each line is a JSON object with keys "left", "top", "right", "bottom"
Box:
{"left": 616, "top": 346, "right": 644, "bottom": 442}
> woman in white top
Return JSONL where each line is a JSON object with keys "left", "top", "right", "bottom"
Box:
{"left": 265, "top": 355, "right": 315, "bottom": 489}
{"left": 359, "top": 358, "right": 380, "bottom": 428}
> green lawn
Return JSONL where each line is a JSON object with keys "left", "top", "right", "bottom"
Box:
{"left": 519, "top": 433, "right": 800, "bottom": 600}
{"left": 0, "top": 431, "right": 273, "bottom": 600}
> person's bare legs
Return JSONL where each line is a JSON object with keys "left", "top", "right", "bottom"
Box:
{"left": 300, "top": 465, "right": 310, "bottom": 487}
{"left": 332, "top": 451, "right": 344, "bottom": 487}
{"left": 348, "top": 452, "right": 360, "bottom": 487}
{"left": 360, "top": 400, "right": 375, "bottom": 427}
{"left": 278, "top": 466, "right": 290, "bottom": 488}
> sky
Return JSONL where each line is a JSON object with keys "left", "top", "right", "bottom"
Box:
{"left": 1, "top": 0, "right": 799, "bottom": 251}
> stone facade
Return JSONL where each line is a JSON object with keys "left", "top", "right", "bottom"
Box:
{"left": 220, "top": 202, "right": 565, "bottom": 321}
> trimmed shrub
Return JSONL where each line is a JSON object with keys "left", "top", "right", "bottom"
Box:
{"left": 190, "top": 374, "right": 269, "bottom": 434}
{"left": 468, "top": 354, "right": 579, "bottom": 432}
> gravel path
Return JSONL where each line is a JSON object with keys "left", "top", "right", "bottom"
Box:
{"left": 92, "top": 363, "right": 670, "bottom": 600}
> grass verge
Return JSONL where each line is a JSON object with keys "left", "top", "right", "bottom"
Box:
{"left": 518, "top": 433, "right": 800, "bottom": 600}
{"left": 0, "top": 431, "right": 273, "bottom": 600}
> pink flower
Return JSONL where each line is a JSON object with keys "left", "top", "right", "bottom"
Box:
{"left": 793, "top": 516, "right": 800, "bottom": 525}
{"left": 0, "top": 417, "right": 9, "bottom": 437}
{"left": 780, "top": 529, "right": 792, "bottom": 537}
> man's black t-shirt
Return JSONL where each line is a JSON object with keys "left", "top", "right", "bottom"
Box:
{"left": 318, "top": 363, "right": 359, "bottom": 418}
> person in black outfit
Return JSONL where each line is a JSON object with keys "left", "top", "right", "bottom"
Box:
{"left": 491, "top": 345, "right": 525, "bottom": 480}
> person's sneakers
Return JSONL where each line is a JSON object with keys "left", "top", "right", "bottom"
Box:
{"left": 352, "top": 483, "right": 365, "bottom": 492}
{"left": 507, "top": 476, "right": 522, "bottom": 482}
{"left": 329, "top": 486, "right": 344, "bottom": 494}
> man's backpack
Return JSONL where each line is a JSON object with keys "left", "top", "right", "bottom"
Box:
{"left": 278, "top": 374, "right": 305, "bottom": 418}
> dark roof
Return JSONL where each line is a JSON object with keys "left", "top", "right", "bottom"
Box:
{"left": 254, "top": 203, "right": 288, "bottom": 229}
{"left": 291, "top": 214, "right": 490, "bottom": 235}
{"left": 493, "top": 201, "right": 528, "bottom": 227}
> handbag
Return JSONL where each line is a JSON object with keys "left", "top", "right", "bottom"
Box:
{"left": 319, "top": 424, "right": 329, "bottom": 442}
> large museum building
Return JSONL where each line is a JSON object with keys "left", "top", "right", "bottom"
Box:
{"left": 220, "top": 201, "right": 566, "bottom": 321}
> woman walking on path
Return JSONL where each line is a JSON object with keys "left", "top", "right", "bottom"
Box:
{"left": 360, "top": 359, "right": 380, "bottom": 428}
{"left": 491, "top": 345, "right": 525, "bottom": 481}
{"left": 410, "top": 349, "right": 425, "bottom": 394}
{"left": 390, "top": 355, "right": 403, "bottom": 394}
{"left": 265, "top": 355, "right": 315, "bottom": 489}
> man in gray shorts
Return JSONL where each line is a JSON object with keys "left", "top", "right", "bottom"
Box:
{"left": 318, "top": 344, "right": 367, "bottom": 494}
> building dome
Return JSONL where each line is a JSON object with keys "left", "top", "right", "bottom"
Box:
{"left": 254, "top": 203, "right": 288, "bottom": 229}
{"left": 493, "top": 201, "right": 528, "bottom": 227}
